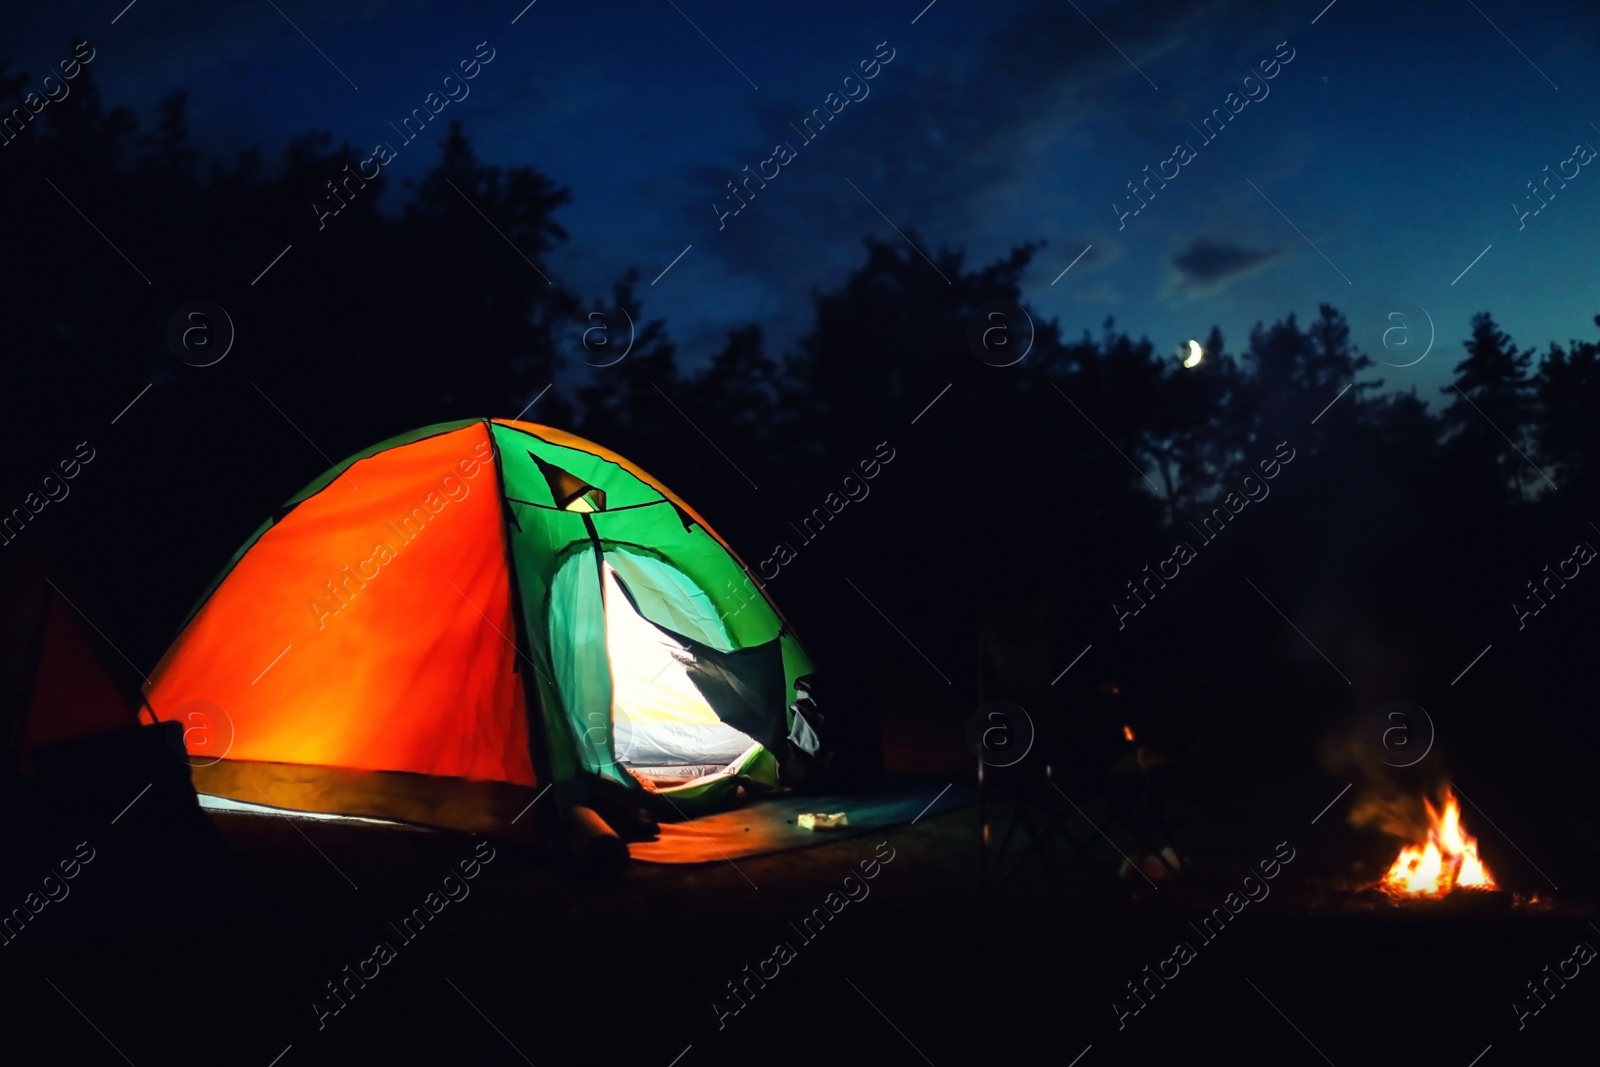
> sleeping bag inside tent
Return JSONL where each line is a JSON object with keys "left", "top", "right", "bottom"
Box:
{"left": 142, "top": 418, "right": 820, "bottom": 836}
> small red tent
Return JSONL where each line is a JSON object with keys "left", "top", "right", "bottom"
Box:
{"left": 0, "top": 549, "right": 141, "bottom": 773}
{"left": 2, "top": 549, "right": 230, "bottom": 902}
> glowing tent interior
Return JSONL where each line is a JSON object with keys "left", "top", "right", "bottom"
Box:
{"left": 142, "top": 419, "right": 820, "bottom": 838}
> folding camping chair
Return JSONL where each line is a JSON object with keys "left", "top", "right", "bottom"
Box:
{"left": 973, "top": 595, "right": 1184, "bottom": 888}
{"left": 975, "top": 659, "right": 1184, "bottom": 891}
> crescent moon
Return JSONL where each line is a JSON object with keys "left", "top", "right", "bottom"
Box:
{"left": 1183, "top": 339, "right": 1204, "bottom": 367}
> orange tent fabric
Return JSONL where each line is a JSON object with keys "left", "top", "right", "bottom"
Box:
{"left": 144, "top": 423, "right": 535, "bottom": 786}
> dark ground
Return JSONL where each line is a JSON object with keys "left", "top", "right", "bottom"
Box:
{"left": 4, "top": 695, "right": 1596, "bottom": 1067}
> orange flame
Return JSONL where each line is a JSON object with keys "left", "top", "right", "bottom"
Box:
{"left": 1380, "top": 786, "right": 1497, "bottom": 898}
{"left": 1123, "top": 725, "right": 1135, "bottom": 742}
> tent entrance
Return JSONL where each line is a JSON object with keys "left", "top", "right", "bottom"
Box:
{"left": 600, "top": 562, "right": 761, "bottom": 791}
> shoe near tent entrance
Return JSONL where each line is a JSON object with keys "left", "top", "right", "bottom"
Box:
{"left": 143, "top": 418, "right": 823, "bottom": 843}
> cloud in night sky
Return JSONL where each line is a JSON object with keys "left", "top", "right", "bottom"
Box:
{"left": 677, "top": 0, "right": 1250, "bottom": 350}
{"left": 1166, "top": 237, "right": 1285, "bottom": 298}
{"left": 686, "top": 0, "right": 1249, "bottom": 247}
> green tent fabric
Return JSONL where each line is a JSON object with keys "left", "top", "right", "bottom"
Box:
{"left": 488, "top": 419, "right": 815, "bottom": 807}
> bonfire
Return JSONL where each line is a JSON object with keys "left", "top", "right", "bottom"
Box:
{"left": 1379, "top": 785, "right": 1497, "bottom": 898}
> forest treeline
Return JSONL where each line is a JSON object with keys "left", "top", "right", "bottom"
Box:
{"left": 3, "top": 64, "right": 1596, "bottom": 727}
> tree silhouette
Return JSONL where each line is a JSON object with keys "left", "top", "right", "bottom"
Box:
{"left": 1440, "top": 313, "right": 1537, "bottom": 503}
{"left": 1, "top": 55, "right": 1596, "bottom": 738}
{"left": 1535, "top": 317, "right": 1600, "bottom": 498}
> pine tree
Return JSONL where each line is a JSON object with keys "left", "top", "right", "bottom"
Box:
{"left": 1534, "top": 316, "right": 1600, "bottom": 496}
{"left": 1440, "top": 313, "right": 1538, "bottom": 502}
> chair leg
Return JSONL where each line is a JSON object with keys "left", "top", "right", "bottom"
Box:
{"left": 982, "top": 763, "right": 1184, "bottom": 887}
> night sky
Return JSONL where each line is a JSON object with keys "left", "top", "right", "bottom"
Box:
{"left": 5, "top": 0, "right": 1600, "bottom": 388}
{"left": 8, "top": 8, "right": 1600, "bottom": 1065}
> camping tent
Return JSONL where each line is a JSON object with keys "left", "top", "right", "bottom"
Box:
{"left": 1, "top": 549, "right": 142, "bottom": 775}
{"left": 143, "top": 419, "right": 819, "bottom": 837}
{"left": 2, "top": 550, "right": 229, "bottom": 898}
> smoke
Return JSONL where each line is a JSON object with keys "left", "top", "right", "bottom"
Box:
{"left": 1318, "top": 701, "right": 1448, "bottom": 841}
